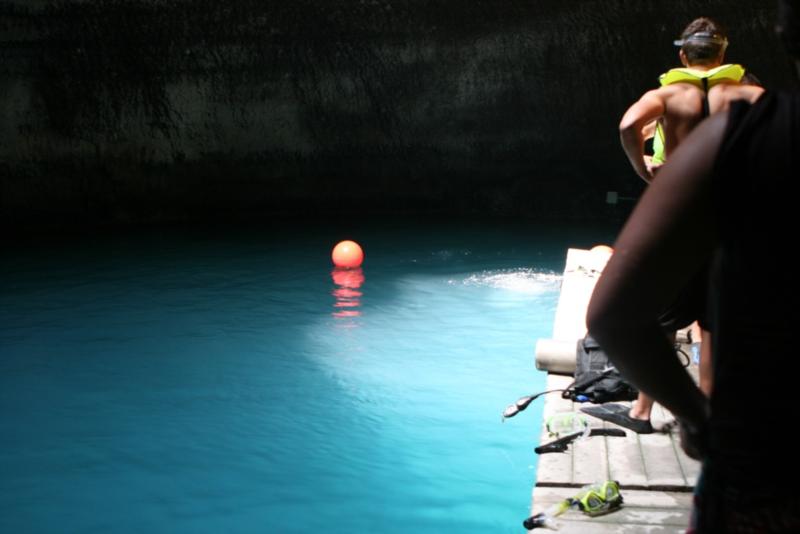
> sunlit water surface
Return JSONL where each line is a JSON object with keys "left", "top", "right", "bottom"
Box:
{"left": 0, "top": 220, "right": 612, "bottom": 533}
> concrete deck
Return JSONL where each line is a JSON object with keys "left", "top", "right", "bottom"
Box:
{"left": 532, "top": 486, "right": 692, "bottom": 533}
{"left": 528, "top": 248, "right": 699, "bottom": 532}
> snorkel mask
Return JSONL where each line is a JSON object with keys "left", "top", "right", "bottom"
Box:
{"left": 673, "top": 31, "right": 730, "bottom": 53}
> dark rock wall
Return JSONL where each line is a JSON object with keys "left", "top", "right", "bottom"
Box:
{"left": 0, "top": 1, "right": 795, "bottom": 225}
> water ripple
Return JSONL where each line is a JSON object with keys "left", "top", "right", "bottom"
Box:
{"left": 451, "top": 268, "right": 562, "bottom": 293}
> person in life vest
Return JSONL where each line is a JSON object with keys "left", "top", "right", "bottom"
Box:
{"left": 582, "top": 18, "right": 764, "bottom": 435}
{"left": 620, "top": 18, "right": 764, "bottom": 184}
{"left": 588, "top": 2, "right": 800, "bottom": 528}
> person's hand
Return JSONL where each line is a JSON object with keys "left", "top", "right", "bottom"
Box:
{"left": 644, "top": 156, "right": 664, "bottom": 179}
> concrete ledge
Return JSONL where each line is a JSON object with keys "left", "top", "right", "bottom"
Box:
{"left": 535, "top": 248, "right": 610, "bottom": 372}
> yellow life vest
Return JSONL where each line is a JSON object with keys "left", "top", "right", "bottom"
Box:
{"left": 658, "top": 63, "right": 745, "bottom": 88}
{"left": 652, "top": 64, "right": 745, "bottom": 164}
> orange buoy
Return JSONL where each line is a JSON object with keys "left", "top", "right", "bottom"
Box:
{"left": 590, "top": 244, "right": 614, "bottom": 256}
{"left": 332, "top": 240, "right": 364, "bottom": 268}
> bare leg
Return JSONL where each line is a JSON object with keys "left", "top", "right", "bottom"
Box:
{"left": 690, "top": 321, "right": 702, "bottom": 344}
{"left": 698, "top": 328, "right": 713, "bottom": 396}
{"left": 630, "top": 393, "right": 654, "bottom": 420}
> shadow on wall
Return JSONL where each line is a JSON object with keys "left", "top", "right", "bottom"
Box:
{"left": 0, "top": 1, "right": 792, "bottom": 224}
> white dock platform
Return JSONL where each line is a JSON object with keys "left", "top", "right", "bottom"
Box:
{"left": 528, "top": 248, "right": 700, "bottom": 532}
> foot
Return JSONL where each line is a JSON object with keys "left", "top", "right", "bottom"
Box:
{"left": 580, "top": 403, "right": 654, "bottom": 434}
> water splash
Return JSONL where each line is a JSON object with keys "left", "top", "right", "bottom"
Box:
{"left": 452, "top": 268, "right": 562, "bottom": 294}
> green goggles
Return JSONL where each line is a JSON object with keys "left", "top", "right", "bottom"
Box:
{"left": 571, "top": 480, "right": 623, "bottom": 516}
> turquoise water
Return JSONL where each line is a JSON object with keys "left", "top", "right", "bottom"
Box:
{"left": 0, "top": 219, "right": 610, "bottom": 533}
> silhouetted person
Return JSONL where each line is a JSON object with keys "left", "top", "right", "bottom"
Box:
{"left": 583, "top": 17, "right": 763, "bottom": 435}
{"left": 587, "top": 2, "right": 800, "bottom": 531}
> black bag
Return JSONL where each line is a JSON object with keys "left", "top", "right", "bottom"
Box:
{"left": 562, "top": 335, "right": 638, "bottom": 404}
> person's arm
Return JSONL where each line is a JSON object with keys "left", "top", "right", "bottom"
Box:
{"left": 641, "top": 119, "right": 657, "bottom": 141}
{"left": 640, "top": 120, "right": 659, "bottom": 177}
{"left": 619, "top": 90, "right": 667, "bottom": 183}
{"left": 588, "top": 112, "right": 729, "bottom": 457}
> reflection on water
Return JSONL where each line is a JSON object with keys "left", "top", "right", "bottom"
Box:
{"left": 331, "top": 267, "right": 364, "bottom": 318}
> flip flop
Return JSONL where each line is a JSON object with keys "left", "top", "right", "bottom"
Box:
{"left": 580, "top": 403, "right": 654, "bottom": 434}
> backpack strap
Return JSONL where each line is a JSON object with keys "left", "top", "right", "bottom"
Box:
{"left": 562, "top": 367, "right": 615, "bottom": 400}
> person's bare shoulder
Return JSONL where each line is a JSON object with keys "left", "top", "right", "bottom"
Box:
{"left": 638, "top": 84, "right": 695, "bottom": 104}
{"left": 709, "top": 83, "right": 765, "bottom": 110}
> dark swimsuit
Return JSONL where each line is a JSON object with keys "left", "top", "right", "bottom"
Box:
{"left": 690, "top": 91, "right": 800, "bottom": 532}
